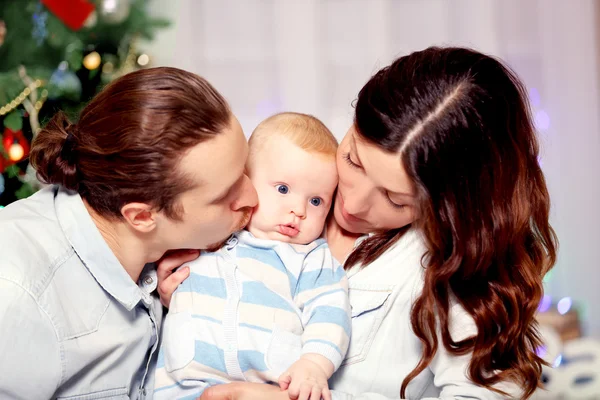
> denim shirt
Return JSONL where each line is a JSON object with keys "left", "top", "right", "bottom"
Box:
{"left": 0, "top": 186, "right": 163, "bottom": 400}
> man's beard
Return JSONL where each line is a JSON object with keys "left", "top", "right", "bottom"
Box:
{"left": 236, "top": 207, "right": 253, "bottom": 231}
{"left": 206, "top": 239, "right": 227, "bottom": 253}
{"left": 205, "top": 208, "right": 253, "bottom": 252}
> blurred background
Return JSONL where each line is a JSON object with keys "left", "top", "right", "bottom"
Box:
{"left": 1, "top": 0, "right": 599, "bottom": 397}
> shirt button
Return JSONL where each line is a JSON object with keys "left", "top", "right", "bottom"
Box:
{"left": 143, "top": 276, "right": 153, "bottom": 285}
{"left": 226, "top": 236, "right": 238, "bottom": 250}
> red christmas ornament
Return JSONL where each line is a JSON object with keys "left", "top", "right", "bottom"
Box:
{"left": 41, "top": 0, "right": 96, "bottom": 31}
{"left": 2, "top": 128, "right": 29, "bottom": 163}
{"left": 2, "top": 128, "right": 14, "bottom": 155}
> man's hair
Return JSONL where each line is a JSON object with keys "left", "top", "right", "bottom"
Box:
{"left": 30, "top": 67, "right": 230, "bottom": 220}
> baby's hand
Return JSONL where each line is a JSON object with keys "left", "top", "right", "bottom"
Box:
{"left": 278, "top": 356, "right": 332, "bottom": 400}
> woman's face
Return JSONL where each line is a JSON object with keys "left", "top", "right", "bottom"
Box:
{"left": 333, "top": 125, "right": 417, "bottom": 234}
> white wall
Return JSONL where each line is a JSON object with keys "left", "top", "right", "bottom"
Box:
{"left": 145, "top": 0, "right": 600, "bottom": 336}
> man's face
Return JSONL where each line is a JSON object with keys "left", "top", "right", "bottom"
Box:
{"left": 156, "top": 115, "right": 258, "bottom": 250}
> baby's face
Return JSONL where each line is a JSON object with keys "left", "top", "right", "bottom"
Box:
{"left": 246, "top": 135, "right": 338, "bottom": 244}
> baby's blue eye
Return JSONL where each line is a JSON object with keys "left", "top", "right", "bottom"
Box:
{"left": 310, "top": 197, "right": 322, "bottom": 206}
{"left": 276, "top": 184, "right": 289, "bottom": 194}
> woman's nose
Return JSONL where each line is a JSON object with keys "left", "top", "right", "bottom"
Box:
{"left": 341, "top": 186, "right": 370, "bottom": 216}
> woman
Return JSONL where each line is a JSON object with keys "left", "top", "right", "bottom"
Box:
{"left": 160, "top": 47, "right": 557, "bottom": 400}
{"left": 0, "top": 67, "right": 257, "bottom": 399}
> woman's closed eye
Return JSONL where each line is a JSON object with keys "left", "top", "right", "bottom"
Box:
{"left": 343, "top": 152, "right": 361, "bottom": 169}
{"left": 386, "top": 196, "right": 407, "bottom": 210}
{"left": 384, "top": 190, "right": 408, "bottom": 210}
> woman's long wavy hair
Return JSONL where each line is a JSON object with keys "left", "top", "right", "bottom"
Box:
{"left": 345, "top": 47, "right": 558, "bottom": 399}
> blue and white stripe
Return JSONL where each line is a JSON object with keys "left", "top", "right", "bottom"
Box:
{"left": 154, "top": 230, "right": 350, "bottom": 399}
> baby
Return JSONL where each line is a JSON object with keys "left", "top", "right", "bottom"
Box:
{"left": 154, "top": 112, "right": 350, "bottom": 400}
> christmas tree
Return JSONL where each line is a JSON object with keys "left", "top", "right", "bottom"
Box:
{"left": 0, "top": 0, "right": 168, "bottom": 207}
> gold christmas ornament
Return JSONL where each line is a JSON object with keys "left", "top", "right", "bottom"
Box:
{"left": 83, "top": 51, "right": 101, "bottom": 70}
{"left": 136, "top": 54, "right": 149, "bottom": 67}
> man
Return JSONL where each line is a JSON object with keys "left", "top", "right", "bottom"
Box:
{"left": 0, "top": 67, "right": 257, "bottom": 399}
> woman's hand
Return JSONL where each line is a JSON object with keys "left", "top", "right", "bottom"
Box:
{"left": 198, "top": 382, "right": 291, "bottom": 400}
{"left": 156, "top": 249, "right": 199, "bottom": 307}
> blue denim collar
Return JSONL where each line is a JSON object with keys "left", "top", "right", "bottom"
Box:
{"left": 53, "top": 186, "right": 143, "bottom": 310}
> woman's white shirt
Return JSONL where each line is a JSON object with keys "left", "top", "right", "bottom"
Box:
{"left": 329, "top": 229, "right": 515, "bottom": 400}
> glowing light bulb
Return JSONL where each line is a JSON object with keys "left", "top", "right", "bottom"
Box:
{"left": 137, "top": 54, "right": 150, "bottom": 66}
{"left": 83, "top": 51, "right": 101, "bottom": 70}
{"left": 8, "top": 143, "right": 24, "bottom": 161}
{"left": 557, "top": 297, "right": 572, "bottom": 315}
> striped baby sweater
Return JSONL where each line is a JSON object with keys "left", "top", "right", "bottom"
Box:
{"left": 154, "top": 230, "right": 350, "bottom": 399}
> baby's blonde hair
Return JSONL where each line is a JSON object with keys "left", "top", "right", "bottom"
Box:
{"left": 248, "top": 112, "right": 338, "bottom": 167}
